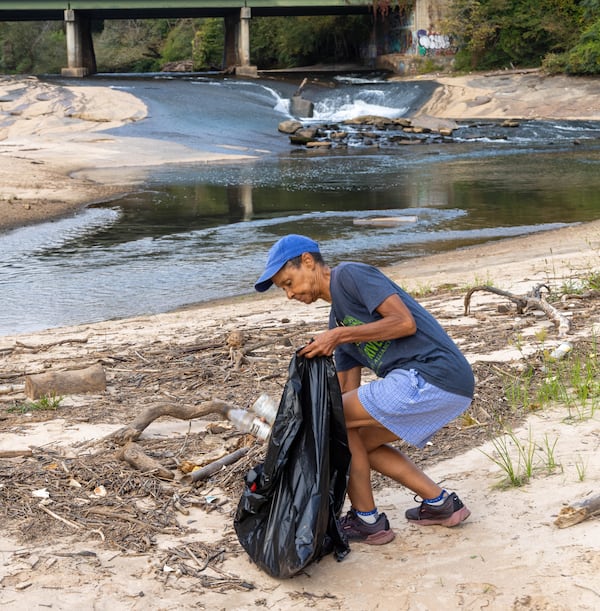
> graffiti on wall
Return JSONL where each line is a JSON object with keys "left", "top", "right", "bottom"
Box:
{"left": 368, "top": 9, "right": 457, "bottom": 59}
{"left": 415, "top": 29, "right": 455, "bottom": 56}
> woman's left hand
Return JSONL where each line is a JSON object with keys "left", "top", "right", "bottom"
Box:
{"left": 297, "top": 330, "right": 339, "bottom": 358}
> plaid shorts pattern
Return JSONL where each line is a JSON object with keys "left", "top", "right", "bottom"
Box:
{"left": 357, "top": 368, "right": 472, "bottom": 448}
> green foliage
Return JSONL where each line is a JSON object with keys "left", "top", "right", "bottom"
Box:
{"left": 0, "top": 21, "right": 65, "bottom": 74}
{"left": 446, "top": 0, "right": 592, "bottom": 72}
{"left": 8, "top": 393, "right": 63, "bottom": 414}
{"left": 250, "top": 15, "right": 372, "bottom": 68}
{"left": 94, "top": 19, "right": 170, "bottom": 72}
{"left": 92, "top": 15, "right": 370, "bottom": 73}
{"left": 541, "top": 51, "right": 569, "bottom": 74}
{"left": 481, "top": 427, "right": 568, "bottom": 487}
{"left": 1, "top": 5, "right": 599, "bottom": 75}
{"left": 93, "top": 18, "right": 223, "bottom": 72}
{"left": 563, "top": 20, "right": 600, "bottom": 74}
{"left": 480, "top": 427, "right": 537, "bottom": 487}
{"left": 249, "top": 17, "right": 283, "bottom": 67}
{"left": 443, "top": 0, "right": 500, "bottom": 70}
{"left": 574, "top": 455, "right": 587, "bottom": 481}
{"left": 581, "top": 0, "right": 600, "bottom": 18}
{"left": 417, "top": 57, "right": 445, "bottom": 74}
{"left": 193, "top": 18, "right": 224, "bottom": 70}
{"left": 585, "top": 270, "right": 600, "bottom": 290}
{"left": 161, "top": 19, "right": 196, "bottom": 63}
{"left": 501, "top": 337, "right": 599, "bottom": 421}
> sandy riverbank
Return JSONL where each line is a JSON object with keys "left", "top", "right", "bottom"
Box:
{"left": 412, "top": 70, "right": 600, "bottom": 121}
{"left": 0, "top": 218, "right": 598, "bottom": 610}
{"left": 1, "top": 70, "right": 599, "bottom": 610}
{"left": 0, "top": 74, "right": 255, "bottom": 232}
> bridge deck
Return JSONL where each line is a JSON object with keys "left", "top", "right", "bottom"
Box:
{"left": 0, "top": 0, "right": 372, "bottom": 19}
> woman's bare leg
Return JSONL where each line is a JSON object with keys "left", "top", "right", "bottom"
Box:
{"left": 343, "top": 389, "right": 442, "bottom": 506}
{"left": 363, "top": 431, "right": 442, "bottom": 500}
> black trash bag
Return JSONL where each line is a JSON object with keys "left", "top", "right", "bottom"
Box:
{"left": 234, "top": 353, "right": 351, "bottom": 579}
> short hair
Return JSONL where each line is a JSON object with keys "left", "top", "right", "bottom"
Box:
{"left": 286, "top": 251, "right": 324, "bottom": 268}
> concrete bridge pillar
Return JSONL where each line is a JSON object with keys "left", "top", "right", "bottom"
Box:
{"left": 235, "top": 7, "right": 257, "bottom": 77}
{"left": 238, "top": 7, "right": 251, "bottom": 66}
{"left": 61, "top": 9, "right": 96, "bottom": 77}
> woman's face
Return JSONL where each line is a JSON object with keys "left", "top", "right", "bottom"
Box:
{"left": 272, "top": 255, "right": 321, "bottom": 304}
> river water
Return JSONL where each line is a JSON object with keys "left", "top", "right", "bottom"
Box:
{"left": 2, "top": 73, "right": 600, "bottom": 336}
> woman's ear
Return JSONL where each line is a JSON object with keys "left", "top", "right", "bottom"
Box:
{"left": 301, "top": 252, "right": 315, "bottom": 269}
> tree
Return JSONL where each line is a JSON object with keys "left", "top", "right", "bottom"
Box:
{"left": 193, "top": 18, "right": 224, "bottom": 70}
{"left": 94, "top": 19, "right": 170, "bottom": 72}
{"left": 250, "top": 15, "right": 372, "bottom": 68}
{"left": 0, "top": 21, "right": 65, "bottom": 74}
{"left": 564, "top": 20, "right": 600, "bottom": 74}
{"left": 446, "top": 0, "right": 587, "bottom": 71}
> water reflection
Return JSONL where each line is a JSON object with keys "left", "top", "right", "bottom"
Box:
{"left": 2, "top": 121, "right": 600, "bottom": 335}
{"left": 74, "top": 146, "right": 600, "bottom": 250}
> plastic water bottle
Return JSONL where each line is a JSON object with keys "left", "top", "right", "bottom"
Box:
{"left": 251, "top": 393, "right": 278, "bottom": 425}
{"left": 550, "top": 341, "right": 573, "bottom": 361}
{"left": 225, "top": 407, "right": 271, "bottom": 441}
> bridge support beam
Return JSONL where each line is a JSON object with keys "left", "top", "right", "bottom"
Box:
{"left": 61, "top": 10, "right": 97, "bottom": 78}
{"left": 234, "top": 7, "right": 257, "bottom": 78}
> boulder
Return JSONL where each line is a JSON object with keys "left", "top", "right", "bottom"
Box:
{"left": 343, "top": 115, "right": 394, "bottom": 127}
{"left": 410, "top": 114, "right": 459, "bottom": 133}
{"left": 290, "top": 134, "right": 313, "bottom": 145}
{"left": 296, "top": 127, "right": 318, "bottom": 140}
{"left": 278, "top": 120, "right": 303, "bottom": 134}
{"left": 306, "top": 141, "right": 331, "bottom": 149}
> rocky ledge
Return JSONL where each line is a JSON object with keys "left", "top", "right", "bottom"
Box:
{"left": 278, "top": 114, "right": 522, "bottom": 149}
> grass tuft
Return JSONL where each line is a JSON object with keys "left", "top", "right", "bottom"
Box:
{"left": 8, "top": 393, "right": 63, "bottom": 414}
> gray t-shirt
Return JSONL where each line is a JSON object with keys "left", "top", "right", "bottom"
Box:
{"left": 329, "top": 262, "right": 474, "bottom": 399}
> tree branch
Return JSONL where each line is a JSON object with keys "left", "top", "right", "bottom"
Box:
{"left": 108, "top": 399, "right": 231, "bottom": 445}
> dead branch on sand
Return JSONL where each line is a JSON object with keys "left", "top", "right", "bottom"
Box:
{"left": 554, "top": 493, "right": 600, "bottom": 528}
{"left": 464, "top": 283, "right": 572, "bottom": 337}
{"left": 108, "top": 399, "right": 232, "bottom": 445}
{"left": 115, "top": 442, "right": 175, "bottom": 480}
{"left": 182, "top": 447, "right": 250, "bottom": 483}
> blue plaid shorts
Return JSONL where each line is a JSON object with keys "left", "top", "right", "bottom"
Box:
{"left": 357, "top": 368, "right": 472, "bottom": 448}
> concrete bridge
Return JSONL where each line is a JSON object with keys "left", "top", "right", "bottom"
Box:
{"left": 0, "top": 1, "right": 450, "bottom": 77}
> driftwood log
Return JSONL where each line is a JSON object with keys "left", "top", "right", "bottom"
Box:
{"left": 115, "top": 442, "right": 174, "bottom": 480}
{"left": 25, "top": 363, "right": 106, "bottom": 400}
{"left": 109, "top": 399, "right": 232, "bottom": 445}
{"left": 464, "top": 284, "right": 572, "bottom": 337}
{"left": 554, "top": 493, "right": 600, "bottom": 528}
{"left": 0, "top": 449, "right": 33, "bottom": 458}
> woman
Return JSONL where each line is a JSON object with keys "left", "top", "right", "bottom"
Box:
{"left": 255, "top": 234, "right": 474, "bottom": 545}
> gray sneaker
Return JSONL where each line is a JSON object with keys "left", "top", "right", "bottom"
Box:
{"left": 405, "top": 491, "right": 471, "bottom": 526}
{"left": 339, "top": 509, "right": 396, "bottom": 545}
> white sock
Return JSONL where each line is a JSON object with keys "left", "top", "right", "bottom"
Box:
{"left": 356, "top": 508, "right": 379, "bottom": 524}
{"left": 425, "top": 490, "right": 448, "bottom": 506}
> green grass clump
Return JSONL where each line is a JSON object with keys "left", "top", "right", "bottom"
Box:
{"left": 8, "top": 393, "right": 63, "bottom": 414}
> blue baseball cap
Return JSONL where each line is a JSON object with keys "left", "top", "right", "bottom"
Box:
{"left": 254, "top": 234, "right": 320, "bottom": 292}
